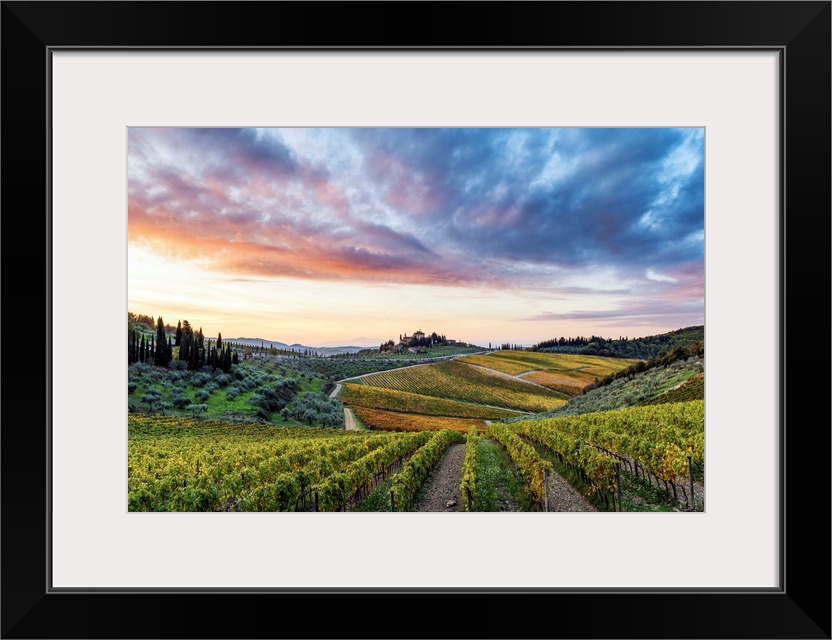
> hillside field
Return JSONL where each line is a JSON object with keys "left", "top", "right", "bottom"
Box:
{"left": 128, "top": 346, "right": 705, "bottom": 513}
{"left": 457, "top": 351, "right": 639, "bottom": 396}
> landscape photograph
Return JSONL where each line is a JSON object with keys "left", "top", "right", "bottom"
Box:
{"left": 127, "top": 126, "right": 705, "bottom": 513}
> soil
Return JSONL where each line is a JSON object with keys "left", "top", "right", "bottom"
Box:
{"left": 343, "top": 407, "right": 360, "bottom": 431}
{"left": 417, "top": 443, "right": 466, "bottom": 511}
{"left": 545, "top": 470, "right": 598, "bottom": 512}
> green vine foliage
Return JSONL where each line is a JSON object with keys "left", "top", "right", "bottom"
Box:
{"left": 459, "top": 426, "right": 480, "bottom": 511}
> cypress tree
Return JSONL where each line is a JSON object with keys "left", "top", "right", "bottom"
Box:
{"left": 180, "top": 333, "right": 190, "bottom": 365}
{"left": 197, "top": 328, "right": 206, "bottom": 368}
{"left": 155, "top": 316, "right": 171, "bottom": 367}
{"left": 188, "top": 333, "right": 198, "bottom": 370}
{"left": 180, "top": 320, "right": 193, "bottom": 365}
{"left": 140, "top": 335, "right": 146, "bottom": 363}
{"left": 175, "top": 320, "right": 182, "bottom": 347}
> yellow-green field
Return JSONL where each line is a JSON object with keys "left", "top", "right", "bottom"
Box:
{"left": 358, "top": 360, "right": 568, "bottom": 412}
{"left": 457, "top": 351, "right": 639, "bottom": 396}
{"left": 338, "top": 357, "right": 575, "bottom": 438}
{"left": 128, "top": 414, "right": 417, "bottom": 511}
{"left": 337, "top": 353, "right": 644, "bottom": 441}
{"left": 340, "top": 383, "right": 520, "bottom": 419}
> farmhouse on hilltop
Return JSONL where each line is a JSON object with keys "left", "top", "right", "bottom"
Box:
{"left": 399, "top": 330, "right": 425, "bottom": 344}
{"left": 398, "top": 330, "right": 426, "bottom": 346}
{"left": 382, "top": 329, "right": 460, "bottom": 353}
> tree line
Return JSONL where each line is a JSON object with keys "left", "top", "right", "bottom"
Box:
{"left": 528, "top": 326, "right": 705, "bottom": 360}
{"left": 128, "top": 316, "right": 239, "bottom": 372}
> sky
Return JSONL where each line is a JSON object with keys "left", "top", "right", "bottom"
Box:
{"left": 128, "top": 127, "right": 704, "bottom": 347}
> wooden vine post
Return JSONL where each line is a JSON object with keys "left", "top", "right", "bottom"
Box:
{"left": 688, "top": 456, "right": 695, "bottom": 511}
{"left": 615, "top": 462, "right": 622, "bottom": 512}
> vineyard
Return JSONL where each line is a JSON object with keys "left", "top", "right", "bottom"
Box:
{"left": 357, "top": 360, "right": 568, "bottom": 412}
{"left": 129, "top": 396, "right": 704, "bottom": 512}
{"left": 128, "top": 346, "right": 705, "bottom": 512}
{"left": 351, "top": 406, "right": 487, "bottom": 433}
{"left": 457, "top": 351, "right": 639, "bottom": 397}
{"left": 458, "top": 350, "right": 639, "bottom": 376}
{"left": 129, "top": 415, "right": 439, "bottom": 511}
{"left": 335, "top": 353, "right": 704, "bottom": 511}
{"left": 340, "top": 383, "right": 519, "bottom": 419}
{"left": 643, "top": 372, "right": 705, "bottom": 405}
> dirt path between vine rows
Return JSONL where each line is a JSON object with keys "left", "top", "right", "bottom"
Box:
{"left": 417, "top": 443, "right": 466, "bottom": 511}
{"left": 545, "top": 470, "right": 598, "bottom": 512}
{"left": 415, "top": 442, "right": 598, "bottom": 512}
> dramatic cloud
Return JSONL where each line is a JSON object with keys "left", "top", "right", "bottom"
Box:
{"left": 128, "top": 127, "right": 704, "bottom": 337}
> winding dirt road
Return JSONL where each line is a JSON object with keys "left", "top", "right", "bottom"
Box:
{"left": 343, "top": 407, "right": 361, "bottom": 431}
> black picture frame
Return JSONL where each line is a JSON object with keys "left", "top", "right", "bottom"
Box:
{"left": 2, "top": 2, "right": 829, "bottom": 638}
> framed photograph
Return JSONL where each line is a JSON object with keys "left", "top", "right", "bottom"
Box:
{"left": 2, "top": 2, "right": 829, "bottom": 638}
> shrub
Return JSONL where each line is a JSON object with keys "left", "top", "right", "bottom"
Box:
{"left": 215, "top": 374, "right": 233, "bottom": 387}
{"left": 130, "top": 362, "right": 153, "bottom": 376}
{"left": 190, "top": 403, "right": 209, "bottom": 418}
{"left": 128, "top": 382, "right": 137, "bottom": 394}
{"left": 140, "top": 389, "right": 162, "bottom": 412}
{"left": 172, "top": 395, "right": 192, "bottom": 409}
{"left": 194, "top": 389, "right": 210, "bottom": 403}
{"left": 192, "top": 372, "right": 211, "bottom": 387}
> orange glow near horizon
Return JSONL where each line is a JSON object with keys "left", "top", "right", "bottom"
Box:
{"left": 128, "top": 244, "right": 701, "bottom": 347}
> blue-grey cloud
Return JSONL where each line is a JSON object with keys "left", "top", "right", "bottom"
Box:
{"left": 128, "top": 127, "right": 703, "bottom": 305}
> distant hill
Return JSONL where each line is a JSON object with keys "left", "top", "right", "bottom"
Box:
{"left": 314, "top": 337, "right": 384, "bottom": 348}
{"left": 227, "top": 338, "right": 367, "bottom": 357}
